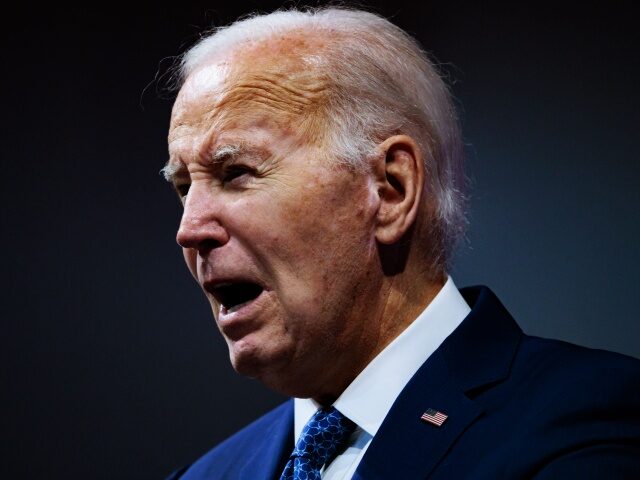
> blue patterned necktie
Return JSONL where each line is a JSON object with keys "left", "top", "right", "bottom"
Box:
{"left": 280, "top": 406, "right": 356, "bottom": 480}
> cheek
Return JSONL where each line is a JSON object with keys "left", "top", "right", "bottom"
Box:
{"left": 280, "top": 193, "right": 376, "bottom": 290}
{"left": 182, "top": 248, "right": 198, "bottom": 280}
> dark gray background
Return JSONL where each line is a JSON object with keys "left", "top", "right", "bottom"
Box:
{"left": 3, "top": 1, "right": 638, "bottom": 478}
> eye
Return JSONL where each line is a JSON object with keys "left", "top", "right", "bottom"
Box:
{"left": 175, "top": 183, "right": 190, "bottom": 199}
{"left": 223, "top": 165, "right": 253, "bottom": 183}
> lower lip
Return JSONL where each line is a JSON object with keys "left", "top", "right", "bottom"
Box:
{"left": 216, "top": 289, "right": 269, "bottom": 339}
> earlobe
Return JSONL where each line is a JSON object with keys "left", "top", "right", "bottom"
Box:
{"left": 374, "top": 135, "right": 424, "bottom": 245}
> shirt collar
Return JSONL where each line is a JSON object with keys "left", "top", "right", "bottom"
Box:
{"left": 294, "top": 276, "right": 471, "bottom": 440}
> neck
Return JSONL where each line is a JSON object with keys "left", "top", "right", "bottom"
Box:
{"left": 311, "top": 264, "right": 447, "bottom": 405}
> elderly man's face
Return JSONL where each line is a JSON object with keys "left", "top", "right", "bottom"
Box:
{"left": 167, "top": 56, "right": 384, "bottom": 395}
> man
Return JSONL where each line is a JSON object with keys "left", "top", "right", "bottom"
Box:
{"left": 163, "top": 7, "right": 640, "bottom": 479}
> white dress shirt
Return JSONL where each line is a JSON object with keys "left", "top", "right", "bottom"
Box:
{"left": 294, "top": 276, "right": 471, "bottom": 479}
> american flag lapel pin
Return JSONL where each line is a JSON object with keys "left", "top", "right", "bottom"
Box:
{"left": 421, "top": 408, "right": 448, "bottom": 427}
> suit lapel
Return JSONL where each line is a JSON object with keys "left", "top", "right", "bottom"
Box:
{"left": 354, "top": 286, "right": 522, "bottom": 479}
{"left": 239, "top": 400, "right": 294, "bottom": 480}
{"left": 353, "top": 352, "right": 482, "bottom": 479}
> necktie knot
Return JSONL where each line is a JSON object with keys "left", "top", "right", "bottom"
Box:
{"left": 281, "top": 407, "right": 356, "bottom": 479}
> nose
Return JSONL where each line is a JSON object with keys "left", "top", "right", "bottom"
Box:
{"left": 176, "top": 184, "right": 230, "bottom": 253}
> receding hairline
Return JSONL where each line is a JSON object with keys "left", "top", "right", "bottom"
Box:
{"left": 167, "top": 7, "right": 467, "bottom": 268}
{"left": 179, "top": 11, "right": 370, "bottom": 82}
{"left": 169, "top": 32, "right": 339, "bottom": 165}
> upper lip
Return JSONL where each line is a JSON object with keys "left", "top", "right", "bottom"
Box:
{"left": 202, "top": 276, "right": 264, "bottom": 293}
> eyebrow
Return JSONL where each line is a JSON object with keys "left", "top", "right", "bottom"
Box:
{"left": 160, "top": 161, "right": 182, "bottom": 183}
{"left": 160, "top": 143, "right": 246, "bottom": 183}
{"left": 211, "top": 144, "right": 242, "bottom": 163}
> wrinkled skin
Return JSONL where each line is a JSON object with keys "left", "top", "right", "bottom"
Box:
{"left": 166, "top": 43, "right": 441, "bottom": 403}
{"left": 167, "top": 55, "right": 390, "bottom": 400}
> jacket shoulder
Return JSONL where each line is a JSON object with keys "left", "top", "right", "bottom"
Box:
{"left": 433, "top": 325, "right": 640, "bottom": 478}
{"left": 516, "top": 334, "right": 640, "bottom": 393}
{"left": 503, "top": 336, "right": 640, "bottom": 476}
{"left": 508, "top": 334, "right": 640, "bottom": 417}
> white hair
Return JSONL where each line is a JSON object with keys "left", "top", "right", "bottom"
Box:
{"left": 176, "top": 7, "right": 466, "bottom": 268}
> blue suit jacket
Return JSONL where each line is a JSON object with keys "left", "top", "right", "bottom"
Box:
{"left": 169, "top": 286, "right": 640, "bottom": 479}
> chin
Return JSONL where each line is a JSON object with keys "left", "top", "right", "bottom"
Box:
{"left": 229, "top": 340, "right": 312, "bottom": 396}
{"left": 228, "top": 337, "right": 287, "bottom": 377}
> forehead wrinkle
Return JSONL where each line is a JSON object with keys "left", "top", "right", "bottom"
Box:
{"left": 221, "top": 72, "right": 327, "bottom": 114}
{"left": 217, "top": 67, "right": 329, "bottom": 118}
{"left": 170, "top": 42, "right": 334, "bottom": 163}
{"left": 168, "top": 123, "right": 207, "bottom": 164}
{"left": 169, "top": 92, "right": 219, "bottom": 144}
{"left": 168, "top": 122, "right": 195, "bottom": 144}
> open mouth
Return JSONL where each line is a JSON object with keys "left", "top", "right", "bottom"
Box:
{"left": 209, "top": 282, "right": 264, "bottom": 313}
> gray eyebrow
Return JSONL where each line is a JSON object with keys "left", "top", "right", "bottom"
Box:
{"left": 160, "top": 143, "right": 245, "bottom": 183}
{"left": 211, "top": 144, "right": 242, "bottom": 163}
{"left": 160, "top": 161, "right": 181, "bottom": 182}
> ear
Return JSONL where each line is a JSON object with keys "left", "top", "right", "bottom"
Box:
{"left": 371, "top": 135, "right": 425, "bottom": 245}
